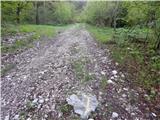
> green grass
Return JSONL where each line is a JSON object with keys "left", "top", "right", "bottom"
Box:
{"left": 100, "top": 76, "right": 108, "bottom": 90}
{"left": 87, "top": 24, "right": 159, "bottom": 100}
{"left": 18, "top": 25, "right": 56, "bottom": 37}
{"left": 86, "top": 24, "right": 113, "bottom": 43}
{"left": 1, "top": 24, "right": 71, "bottom": 54}
{"left": 72, "top": 58, "right": 93, "bottom": 83}
{"left": 1, "top": 64, "right": 16, "bottom": 76}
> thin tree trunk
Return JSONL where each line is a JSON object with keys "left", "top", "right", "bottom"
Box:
{"left": 16, "top": 3, "right": 21, "bottom": 24}
{"left": 36, "top": 2, "right": 39, "bottom": 25}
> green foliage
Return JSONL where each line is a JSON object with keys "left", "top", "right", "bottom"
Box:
{"left": 59, "top": 103, "right": 73, "bottom": 115}
{"left": 86, "top": 24, "right": 113, "bottom": 43}
{"left": 1, "top": 1, "right": 76, "bottom": 25}
{"left": 1, "top": 24, "right": 69, "bottom": 54}
{"left": 54, "top": 2, "right": 75, "bottom": 24}
{"left": 72, "top": 58, "right": 93, "bottom": 83}
{"left": 19, "top": 25, "right": 56, "bottom": 37}
{"left": 82, "top": 1, "right": 116, "bottom": 26}
{"left": 100, "top": 76, "right": 108, "bottom": 90}
{"left": 1, "top": 64, "right": 16, "bottom": 76}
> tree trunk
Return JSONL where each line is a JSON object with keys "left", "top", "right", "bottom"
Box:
{"left": 36, "top": 2, "right": 40, "bottom": 25}
{"left": 16, "top": 3, "right": 21, "bottom": 24}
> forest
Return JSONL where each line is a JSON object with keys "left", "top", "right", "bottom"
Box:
{"left": 1, "top": 1, "right": 160, "bottom": 120}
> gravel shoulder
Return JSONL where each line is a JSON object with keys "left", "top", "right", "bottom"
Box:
{"left": 1, "top": 26, "right": 158, "bottom": 120}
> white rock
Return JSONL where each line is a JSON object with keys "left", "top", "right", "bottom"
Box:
{"left": 152, "top": 112, "right": 157, "bottom": 117}
{"left": 101, "top": 71, "right": 105, "bottom": 75}
{"left": 45, "top": 98, "right": 49, "bottom": 102}
{"left": 110, "top": 76, "right": 114, "bottom": 80}
{"left": 112, "top": 112, "right": 118, "bottom": 118}
{"left": 88, "top": 119, "right": 94, "bottom": 120}
{"left": 32, "top": 98, "right": 38, "bottom": 104}
{"left": 99, "top": 92, "right": 103, "bottom": 95}
{"left": 114, "top": 75, "right": 118, "bottom": 78}
{"left": 121, "top": 74, "right": 125, "bottom": 78}
{"left": 13, "top": 114, "right": 19, "bottom": 120}
{"left": 112, "top": 70, "right": 117, "bottom": 75}
{"left": 131, "top": 113, "right": 135, "bottom": 116}
{"left": 26, "top": 118, "right": 31, "bottom": 120}
{"left": 4, "top": 115, "right": 9, "bottom": 120}
{"left": 107, "top": 80, "right": 114, "bottom": 84}
{"left": 122, "top": 94, "right": 127, "bottom": 98}
{"left": 39, "top": 99, "right": 44, "bottom": 104}
{"left": 123, "top": 88, "right": 128, "bottom": 91}
{"left": 44, "top": 114, "right": 48, "bottom": 118}
{"left": 115, "top": 62, "right": 119, "bottom": 66}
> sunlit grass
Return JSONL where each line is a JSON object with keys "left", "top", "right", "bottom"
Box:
{"left": 1, "top": 24, "right": 71, "bottom": 54}
{"left": 86, "top": 24, "right": 113, "bottom": 43}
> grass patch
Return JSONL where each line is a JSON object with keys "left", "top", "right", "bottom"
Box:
{"left": 72, "top": 58, "right": 93, "bottom": 83}
{"left": 1, "top": 24, "right": 71, "bottom": 54}
{"left": 86, "top": 24, "right": 113, "bottom": 44}
{"left": 1, "top": 64, "right": 16, "bottom": 76}
{"left": 59, "top": 103, "right": 73, "bottom": 115}
{"left": 100, "top": 76, "right": 108, "bottom": 90}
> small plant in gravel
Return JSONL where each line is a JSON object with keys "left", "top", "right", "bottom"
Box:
{"left": 19, "top": 111, "right": 27, "bottom": 120}
{"left": 72, "top": 58, "right": 93, "bottom": 83}
{"left": 100, "top": 76, "right": 108, "bottom": 89}
{"left": 72, "top": 59, "right": 85, "bottom": 81}
{"left": 84, "top": 73, "right": 94, "bottom": 82}
{"left": 1, "top": 64, "right": 16, "bottom": 76}
{"left": 26, "top": 100, "right": 37, "bottom": 112}
{"left": 59, "top": 103, "right": 73, "bottom": 115}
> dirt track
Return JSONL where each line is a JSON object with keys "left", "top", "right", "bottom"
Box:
{"left": 1, "top": 26, "right": 157, "bottom": 120}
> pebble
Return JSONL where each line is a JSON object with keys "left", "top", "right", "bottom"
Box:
{"left": 88, "top": 119, "right": 94, "bottom": 120}
{"left": 112, "top": 112, "right": 119, "bottom": 118}
{"left": 122, "top": 94, "right": 127, "bottom": 98}
{"left": 110, "top": 76, "right": 114, "bottom": 80}
{"left": 115, "top": 62, "right": 119, "bottom": 66}
{"left": 112, "top": 70, "right": 117, "bottom": 75}
{"left": 13, "top": 114, "right": 19, "bottom": 120}
{"left": 26, "top": 118, "right": 31, "bottom": 120}
{"left": 101, "top": 71, "right": 105, "bottom": 75}
{"left": 39, "top": 99, "right": 44, "bottom": 104}
{"left": 45, "top": 98, "right": 49, "bottom": 102}
{"left": 152, "top": 112, "right": 157, "bottom": 117}
{"left": 4, "top": 115, "right": 9, "bottom": 120}
{"left": 107, "top": 80, "right": 114, "bottom": 84}
{"left": 123, "top": 88, "right": 128, "bottom": 91}
{"left": 121, "top": 74, "right": 125, "bottom": 78}
{"left": 32, "top": 98, "right": 38, "bottom": 104}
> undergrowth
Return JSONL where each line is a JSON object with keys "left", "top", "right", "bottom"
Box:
{"left": 87, "top": 24, "right": 160, "bottom": 101}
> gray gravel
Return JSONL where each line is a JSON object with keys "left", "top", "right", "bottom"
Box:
{"left": 1, "top": 26, "right": 158, "bottom": 120}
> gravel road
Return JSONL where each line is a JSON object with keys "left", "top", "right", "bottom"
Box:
{"left": 1, "top": 26, "right": 158, "bottom": 120}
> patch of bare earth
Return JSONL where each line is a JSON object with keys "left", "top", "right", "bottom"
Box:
{"left": 1, "top": 26, "right": 158, "bottom": 120}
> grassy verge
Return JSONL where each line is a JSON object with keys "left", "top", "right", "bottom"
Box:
{"left": 1, "top": 24, "right": 71, "bottom": 76}
{"left": 87, "top": 24, "right": 160, "bottom": 101}
{"left": 86, "top": 24, "right": 113, "bottom": 43}
{"left": 1, "top": 24, "right": 70, "bottom": 53}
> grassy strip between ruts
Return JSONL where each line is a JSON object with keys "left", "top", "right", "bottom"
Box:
{"left": 86, "top": 24, "right": 160, "bottom": 101}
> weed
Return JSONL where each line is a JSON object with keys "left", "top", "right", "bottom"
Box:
{"left": 100, "top": 76, "right": 108, "bottom": 89}
{"left": 87, "top": 24, "right": 159, "bottom": 100}
{"left": 72, "top": 58, "right": 93, "bottom": 83}
{"left": 1, "top": 64, "right": 15, "bottom": 76}
{"left": 84, "top": 73, "right": 94, "bottom": 82}
{"left": 60, "top": 103, "right": 73, "bottom": 115}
